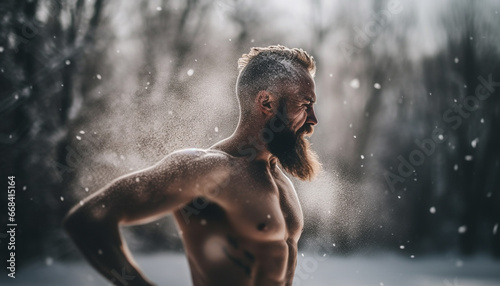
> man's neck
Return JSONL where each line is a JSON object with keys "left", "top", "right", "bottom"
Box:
{"left": 210, "top": 124, "right": 278, "bottom": 168}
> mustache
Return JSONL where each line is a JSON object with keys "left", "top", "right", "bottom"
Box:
{"left": 298, "top": 124, "right": 314, "bottom": 136}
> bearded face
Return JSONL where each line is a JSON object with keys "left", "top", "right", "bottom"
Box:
{"left": 264, "top": 102, "right": 321, "bottom": 181}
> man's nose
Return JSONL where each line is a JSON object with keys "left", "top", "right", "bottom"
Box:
{"left": 306, "top": 107, "right": 318, "bottom": 125}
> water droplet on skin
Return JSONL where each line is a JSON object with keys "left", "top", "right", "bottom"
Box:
{"left": 187, "top": 69, "right": 194, "bottom": 76}
{"left": 60, "top": 196, "right": 64, "bottom": 201}
{"left": 400, "top": 245, "right": 405, "bottom": 249}
{"left": 96, "top": 74, "right": 102, "bottom": 80}
{"left": 458, "top": 225, "right": 467, "bottom": 234}
{"left": 360, "top": 155, "right": 364, "bottom": 159}
{"left": 135, "top": 177, "right": 140, "bottom": 182}
{"left": 79, "top": 201, "right": 84, "bottom": 206}
{"left": 429, "top": 206, "right": 436, "bottom": 214}
{"left": 76, "top": 136, "right": 81, "bottom": 140}
{"left": 267, "top": 214, "right": 271, "bottom": 219}
{"left": 98, "top": 249, "right": 103, "bottom": 255}
{"left": 85, "top": 187, "right": 89, "bottom": 192}
{"left": 374, "top": 83, "right": 381, "bottom": 89}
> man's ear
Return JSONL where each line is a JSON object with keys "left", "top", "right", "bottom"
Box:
{"left": 255, "top": 91, "right": 277, "bottom": 117}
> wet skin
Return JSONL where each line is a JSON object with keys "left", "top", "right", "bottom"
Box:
{"left": 63, "top": 70, "right": 318, "bottom": 286}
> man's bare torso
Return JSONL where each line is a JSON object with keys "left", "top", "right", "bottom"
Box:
{"left": 173, "top": 148, "right": 304, "bottom": 286}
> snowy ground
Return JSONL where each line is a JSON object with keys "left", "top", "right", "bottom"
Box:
{"left": 1, "top": 252, "right": 499, "bottom": 286}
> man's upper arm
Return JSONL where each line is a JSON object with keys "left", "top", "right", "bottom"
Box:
{"left": 66, "top": 149, "right": 231, "bottom": 226}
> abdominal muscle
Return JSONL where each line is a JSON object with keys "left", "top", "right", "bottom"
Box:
{"left": 173, "top": 206, "right": 295, "bottom": 286}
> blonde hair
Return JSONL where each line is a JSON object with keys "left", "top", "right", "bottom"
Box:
{"left": 237, "top": 45, "right": 316, "bottom": 77}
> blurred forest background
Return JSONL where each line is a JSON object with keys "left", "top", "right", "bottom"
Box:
{"left": 1, "top": 0, "right": 499, "bottom": 272}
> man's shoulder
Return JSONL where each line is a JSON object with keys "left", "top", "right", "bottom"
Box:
{"left": 161, "top": 148, "right": 237, "bottom": 173}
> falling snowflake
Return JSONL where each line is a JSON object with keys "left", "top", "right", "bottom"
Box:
{"left": 45, "top": 257, "right": 53, "bottom": 266}
{"left": 349, "top": 78, "right": 360, "bottom": 89}
{"left": 471, "top": 138, "right": 478, "bottom": 148}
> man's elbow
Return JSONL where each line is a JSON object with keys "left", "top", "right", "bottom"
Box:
{"left": 63, "top": 203, "right": 106, "bottom": 237}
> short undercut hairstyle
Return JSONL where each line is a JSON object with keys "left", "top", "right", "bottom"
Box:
{"left": 236, "top": 45, "right": 316, "bottom": 114}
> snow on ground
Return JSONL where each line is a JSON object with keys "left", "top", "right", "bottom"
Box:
{"left": 1, "top": 252, "right": 499, "bottom": 286}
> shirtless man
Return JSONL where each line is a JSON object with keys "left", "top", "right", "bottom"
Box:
{"left": 63, "top": 45, "right": 320, "bottom": 286}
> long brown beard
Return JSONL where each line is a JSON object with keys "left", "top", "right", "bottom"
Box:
{"left": 265, "top": 106, "right": 321, "bottom": 181}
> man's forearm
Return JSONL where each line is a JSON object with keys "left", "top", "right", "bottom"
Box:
{"left": 63, "top": 211, "right": 155, "bottom": 286}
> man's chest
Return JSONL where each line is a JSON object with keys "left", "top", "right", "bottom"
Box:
{"left": 222, "top": 168, "right": 304, "bottom": 242}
